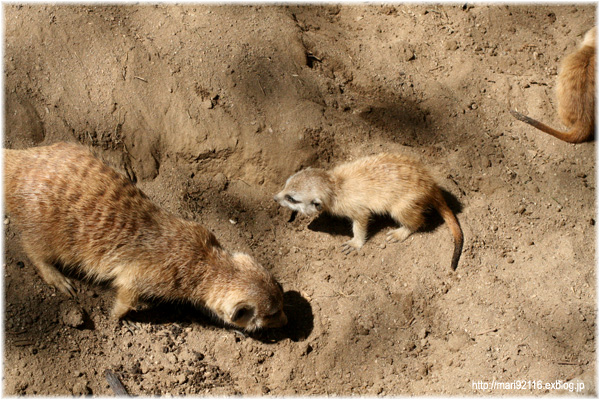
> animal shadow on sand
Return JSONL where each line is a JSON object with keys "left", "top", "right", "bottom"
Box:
{"left": 307, "top": 189, "right": 463, "bottom": 242}
{"left": 122, "top": 290, "right": 313, "bottom": 344}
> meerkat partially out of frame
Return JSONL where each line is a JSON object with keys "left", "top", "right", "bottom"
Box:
{"left": 511, "top": 26, "right": 596, "bottom": 143}
{"left": 4, "top": 142, "right": 287, "bottom": 331}
{"left": 274, "top": 153, "right": 464, "bottom": 270}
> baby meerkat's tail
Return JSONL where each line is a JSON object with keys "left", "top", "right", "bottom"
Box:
{"left": 432, "top": 192, "right": 463, "bottom": 271}
{"left": 510, "top": 110, "right": 592, "bottom": 144}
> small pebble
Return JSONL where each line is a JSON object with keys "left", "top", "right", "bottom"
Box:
{"left": 445, "top": 40, "right": 458, "bottom": 51}
{"left": 357, "top": 325, "right": 370, "bottom": 335}
{"left": 72, "top": 381, "right": 91, "bottom": 396}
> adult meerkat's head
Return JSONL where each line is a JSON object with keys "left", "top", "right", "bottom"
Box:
{"left": 273, "top": 168, "right": 334, "bottom": 216}
{"left": 210, "top": 253, "right": 287, "bottom": 332}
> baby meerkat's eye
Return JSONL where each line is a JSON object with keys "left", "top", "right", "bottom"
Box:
{"left": 285, "top": 194, "right": 299, "bottom": 204}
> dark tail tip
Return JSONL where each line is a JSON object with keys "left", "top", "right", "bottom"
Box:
{"left": 450, "top": 233, "right": 464, "bottom": 271}
{"left": 510, "top": 109, "right": 530, "bottom": 123}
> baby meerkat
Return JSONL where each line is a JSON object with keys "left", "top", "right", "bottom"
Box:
{"left": 274, "top": 153, "right": 464, "bottom": 270}
{"left": 511, "top": 26, "right": 596, "bottom": 143}
{"left": 4, "top": 142, "right": 287, "bottom": 331}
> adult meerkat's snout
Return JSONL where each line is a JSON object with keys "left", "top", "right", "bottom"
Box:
{"left": 213, "top": 253, "right": 288, "bottom": 331}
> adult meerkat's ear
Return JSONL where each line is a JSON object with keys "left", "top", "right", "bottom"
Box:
{"left": 230, "top": 303, "right": 255, "bottom": 326}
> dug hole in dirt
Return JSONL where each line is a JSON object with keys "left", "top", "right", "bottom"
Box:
{"left": 3, "top": 4, "right": 596, "bottom": 396}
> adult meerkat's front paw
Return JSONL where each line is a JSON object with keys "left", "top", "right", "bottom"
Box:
{"left": 52, "top": 274, "right": 77, "bottom": 298}
{"left": 37, "top": 265, "right": 77, "bottom": 297}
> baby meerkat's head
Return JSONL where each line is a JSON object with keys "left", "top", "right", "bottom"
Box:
{"left": 273, "top": 168, "right": 333, "bottom": 215}
{"left": 216, "top": 253, "right": 287, "bottom": 332}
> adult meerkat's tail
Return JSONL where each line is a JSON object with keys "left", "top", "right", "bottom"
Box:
{"left": 432, "top": 192, "right": 463, "bottom": 271}
{"left": 510, "top": 110, "right": 592, "bottom": 144}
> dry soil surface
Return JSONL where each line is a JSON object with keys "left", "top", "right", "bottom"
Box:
{"left": 3, "top": 4, "right": 596, "bottom": 396}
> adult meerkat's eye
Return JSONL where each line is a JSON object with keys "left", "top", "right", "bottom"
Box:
{"left": 311, "top": 199, "right": 322, "bottom": 210}
{"left": 232, "top": 305, "right": 254, "bottom": 323}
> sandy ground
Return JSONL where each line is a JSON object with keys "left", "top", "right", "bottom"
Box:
{"left": 3, "top": 4, "right": 596, "bottom": 395}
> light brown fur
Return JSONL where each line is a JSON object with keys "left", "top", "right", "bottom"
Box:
{"left": 511, "top": 26, "right": 596, "bottom": 143}
{"left": 4, "top": 142, "right": 286, "bottom": 331}
{"left": 274, "top": 153, "right": 464, "bottom": 270}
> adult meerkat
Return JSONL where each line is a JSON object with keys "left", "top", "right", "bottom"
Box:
{"left": 511, "top": 26, "right": 596, "bottom": 143}
{"left": 274, "top": 153, "right": 464, "bottom": 270}
{"left": 4, "top": 142, "right": 287, "bottom": 331}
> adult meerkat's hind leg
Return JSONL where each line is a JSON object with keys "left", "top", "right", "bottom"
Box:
{"left": 111, "top": 285, "right": 140, "bottom": 320}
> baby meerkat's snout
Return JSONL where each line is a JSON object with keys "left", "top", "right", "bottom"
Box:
{"left": 274, "top": 168, "right": 333, "bottom": 216}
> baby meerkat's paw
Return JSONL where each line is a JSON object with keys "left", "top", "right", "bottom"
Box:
{"left": 341, "top": 239, "right": 363, "bottom": 255}
{"left": 385, "top": 227, "right": 412, "bottom": 244}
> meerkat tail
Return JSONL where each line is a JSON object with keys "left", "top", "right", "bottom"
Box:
{"left": 510, "top": 110, "right": 590, "bottom": 144}
{"left": 433, "top": 195, "right": 463, "bottom": 271}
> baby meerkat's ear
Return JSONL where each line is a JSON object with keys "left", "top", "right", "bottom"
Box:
{"left": 311, "top": 199, "right": 323, "bottom": 211}
{"left": 231, "top": 303, "right": 255, "bottom": 326}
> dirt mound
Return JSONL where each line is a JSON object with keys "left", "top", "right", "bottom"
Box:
{"left": 4, "top": 4, "right": 596, "bottom": 395}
